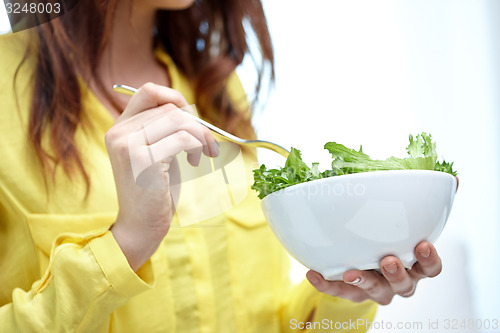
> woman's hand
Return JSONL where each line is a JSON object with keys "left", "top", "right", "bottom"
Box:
{"left": 306, "top": 241, "right": 442, "bottom": 305}
{"left": 105, "top": 82, "right": 218, "bottom": 271}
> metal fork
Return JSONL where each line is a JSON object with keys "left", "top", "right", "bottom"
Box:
{"left": 112, "top": 84, "right": 290, "bottom": 158}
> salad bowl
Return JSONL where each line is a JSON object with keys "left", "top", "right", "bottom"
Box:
{"left": 260, "top": 170, "right": 457, "bottom": 280}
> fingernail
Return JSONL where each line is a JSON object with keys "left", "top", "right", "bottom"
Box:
{"left": 209, "top": 141, "right": 220, "bottom": 157}
{"left": 307, "top": 274, "right": 319, "bottom": 285}
{"left": 188, "top": 152, "right": 201, "bottom": 166}
{"left": 384, "top": 263, "right": 398, "bottom": 274}
{"left": 419, "top": 247, "right": 431, "bottom": 258}
{"left": 346, "top": 277, "right": 362, "bottom": 285}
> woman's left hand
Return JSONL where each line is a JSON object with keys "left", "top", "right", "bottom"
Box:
{"left": 306, "top": 241, "right": 442, "bottom": 305}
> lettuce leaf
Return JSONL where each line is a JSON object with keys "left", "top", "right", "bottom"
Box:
{"left": 326, "top": 133, "right": 439, "bottom": 174}
{"left": 252, "top": 132, "right": 457, "bottom": 199}
{"left": 251, "top": 148, "right": 333, "bottom": 199}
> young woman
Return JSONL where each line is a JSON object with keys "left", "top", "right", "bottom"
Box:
{"left": 0, "top": 0, "right": 443, "bottom": 331}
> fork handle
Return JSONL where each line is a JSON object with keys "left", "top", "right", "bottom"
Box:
{"left": 112, "top": 84, "right": 290, "bottom": 158}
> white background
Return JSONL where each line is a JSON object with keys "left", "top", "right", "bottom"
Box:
{"left": 1, "top": 0, "right": 499, "bottom": 329}
{"left": 0, "top": 2, "right": 9, "bottom": 33}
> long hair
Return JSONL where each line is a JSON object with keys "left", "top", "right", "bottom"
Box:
{"left": 13, "top": 0, "right": 274, "bottom": 189}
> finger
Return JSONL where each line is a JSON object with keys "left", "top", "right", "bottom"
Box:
{"left": 181, "top": 111, "right": 219, "bottom": 157}
{"left": 204, "top": 129, "right": 219, "bottom": 157}
{"left": 142, "top": 108, "right": 219, "bottom": 158}
{"left": 128, "top": 130, "right": 156, "bottom": 179}
{"left": 182, "top": 104, "right": 198, "bottom": 116}
{"left": 123, "top": 111, "right": 216, "bottom": 180}
{"left": 306, "top": 271, "right": 369, "bottom": 303}
{"left": 342, "top": 270, "right": 394, "bottom": 305}
{"left": 149, "top": 130, "right": 204, "bottom": 166}
{"left": 380, "top": 256, "right": 417, "bottom": 297}
{"left": 186, "top": 146, "right": 203, "bottom": 167}
{"left": 410, "top": 241, "right": 442, "bottom": 278}
{"left": 142, "top": 108, "right": 212, "bottom": 157}
{"left": 121, "top": 82, "right": 189, "bottom": 119}
{"left": 128, "top": 130, "right": 204, "bottom": 180}
{"left": 119, "top": 99, "right": 219, "bottom": 158}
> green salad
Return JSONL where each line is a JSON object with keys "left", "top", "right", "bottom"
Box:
{"left": 252, "top": 132, "right": 457, "bottom": 199}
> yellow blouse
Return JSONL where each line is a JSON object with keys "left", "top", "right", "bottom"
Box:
{"left": 0, "top": 31, "right": 376, "bottom": 333}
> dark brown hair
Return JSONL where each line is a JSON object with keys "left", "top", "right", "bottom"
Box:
{"left": 14, "top": 0, "right": 274, "bottom": 188}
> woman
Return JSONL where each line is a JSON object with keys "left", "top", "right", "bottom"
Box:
{"left": 0, "top": 0, "right": 443, "bottom": 332}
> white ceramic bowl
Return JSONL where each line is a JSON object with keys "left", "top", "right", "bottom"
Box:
{"left": 261, "top": 170, "right": 457, "bottom": 280}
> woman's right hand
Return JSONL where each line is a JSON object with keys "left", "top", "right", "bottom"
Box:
{"left": 105, "top": 83, "right": 218, "bottom": 271}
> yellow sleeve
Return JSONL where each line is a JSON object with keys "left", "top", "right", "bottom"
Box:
{"left": 280, "top": 280, "right": 377, "bottom": 333}
{"left": 0, "top": 31, "right": 156, "bottom": 332}
{"left": 0, "top": 230, "right": 155, "bottom": 332}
